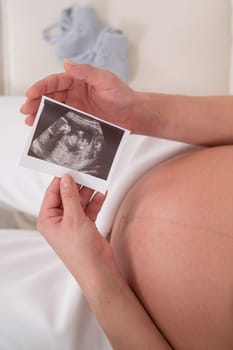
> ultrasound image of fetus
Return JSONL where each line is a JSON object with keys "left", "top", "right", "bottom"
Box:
{"left": 30, "top": 117, "right": 71, "bottom": 159}
{"left": 48, "top": 112, "right": 105, "bottom": 174}
{"left": 30, "top": 111, "right": 105, "bottom": 176}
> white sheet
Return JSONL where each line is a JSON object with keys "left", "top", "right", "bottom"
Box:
{"left": 0, "top": 96, "right": 195, "bottom": 349}
{"left": 0, "top": 229, "right": 111, "bottom": 350}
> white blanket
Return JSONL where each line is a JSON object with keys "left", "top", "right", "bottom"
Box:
{"left": 0, "top": 96, "right": 195, "bottom": 349}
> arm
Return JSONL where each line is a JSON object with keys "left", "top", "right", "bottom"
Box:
{"left": 133, "top": 92, "right": 233, "bottom": 146}
{"left": 21, "top": 61, "right": 233, "bottom": 146}
{"left": 77, "top": 240, "right": 172, "bottom": 350}
{"left": 38, "top": 175, "right": 173, "bottom": 350}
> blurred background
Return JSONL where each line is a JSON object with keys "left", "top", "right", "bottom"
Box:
{"left": 0, "top": 0, "right": 231, "bottom": 96}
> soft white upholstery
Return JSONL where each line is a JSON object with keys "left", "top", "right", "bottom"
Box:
{"left": 0, "top": 0, "right": 231, "bottom": 95}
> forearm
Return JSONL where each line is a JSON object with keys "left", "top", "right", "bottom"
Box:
{"left": 72, "top": 247, "right": 172, "bottom": 350}
{"left": 134, "top": 92, "right": 233, "bottom": 146}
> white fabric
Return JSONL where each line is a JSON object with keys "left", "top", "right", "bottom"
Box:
{"left": 0, "top": 0, "right": 231, "bottom": 95}
{"left": 0, "top": 229, "right": 111, "bottom": 350}
{"left": 0, "top": 97, "right": 197, "bottom": 349}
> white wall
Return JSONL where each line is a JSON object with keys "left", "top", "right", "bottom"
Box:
{"left": 0, "top": 0, "right": 231, "bottom": 95}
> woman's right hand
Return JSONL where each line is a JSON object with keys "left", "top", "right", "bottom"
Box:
{"left": 20, "top": 60, "right": 139, "bottom": 132}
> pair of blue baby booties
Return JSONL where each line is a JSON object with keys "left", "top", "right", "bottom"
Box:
{"left": 43, "top": 5, "right": 129, "bottom": 82}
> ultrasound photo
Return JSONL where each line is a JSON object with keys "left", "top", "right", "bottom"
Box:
{"left": 21, "top": 97, "right": 130, "bottom": 193}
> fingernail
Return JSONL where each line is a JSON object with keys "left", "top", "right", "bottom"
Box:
{"left": 64, "top": 59, "right": 76, "bottom": 67}
{"left": 61, "top": 174, "right": 73, "bottom": 187}
{"left": 26, "top": 88, "right": 32, "bottom": 97}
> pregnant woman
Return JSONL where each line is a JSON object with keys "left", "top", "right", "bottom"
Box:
{"left": 21, "top": 60, "right": 233, "bottom": 350}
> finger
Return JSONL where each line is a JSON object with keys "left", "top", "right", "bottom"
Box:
{"left": 60, "top": 174, "right": 85, "bottom": 225}
{"left": 25, "top": 115, "right": 36, "bottom": 126}
{"left": 79, "top": 186, "right": 95, "bottom": 210}
{"left": 86, "top": 192, "right": 107, "bottom": 222}
{"left": 20, "top": 97, "right": 41, "bottom": 115}
{"left": 64, "top": 60, "right": 117, "bottom": 88}
{"left": 21, "top": 89, "right": 69, "bottom": 120}
{"left": 26, "top": 73, "right": 73, "bottom": 99}
{"left": 21, "top": 89, "right": 69, "bottom": 115}
{"left": 39, "top": 177, "right": 61, "bottom": 217}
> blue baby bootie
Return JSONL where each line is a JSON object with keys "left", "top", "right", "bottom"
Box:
{"left": 53, "top": 5, "right": 103, "bottom": 61}
{"left": 72, "top": 27, "right": 129, "bottom": 82}
{"left": 92, "top": 27, "right": 129, "bottom": 82}
{"left": 43, "top": 7, "right": 73, "bottom": 44}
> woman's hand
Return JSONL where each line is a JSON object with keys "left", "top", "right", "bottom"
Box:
{"left": 20, "top": 61, "right": 138, "bottom": 132}
{"left": 37, "top": 174, "right": 111, "bottom": 281}
{"left": 37, "top": 174, "right": 173, "bottom": 350}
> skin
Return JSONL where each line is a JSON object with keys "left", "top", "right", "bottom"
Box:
{"left": 21, "top": 61, "right": 233, "bottom": 349}
{"left": 110, "top": 145, "right": 233, "bottom": 349}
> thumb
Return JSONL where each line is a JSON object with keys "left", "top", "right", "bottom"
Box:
{"left": 60, "top": 174, "right": 85, "bottom": 224}
{"left": 64, "top": 59, "right": 115, "bottom": 88}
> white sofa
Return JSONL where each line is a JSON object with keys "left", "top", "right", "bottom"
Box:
{"left": 0, "top": 1, "right": 232, "bottom": 349}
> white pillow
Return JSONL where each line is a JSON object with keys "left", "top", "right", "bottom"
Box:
{"left": 1, "top": 0, "right": 231, "bottom": 95}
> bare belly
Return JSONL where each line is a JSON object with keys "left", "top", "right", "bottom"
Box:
{"left": 110, "top": 145, "right": 233, "bottom": 350}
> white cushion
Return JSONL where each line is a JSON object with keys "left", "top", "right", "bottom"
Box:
{"left": 1, "top": 0, "right": 231, "bottom": 95}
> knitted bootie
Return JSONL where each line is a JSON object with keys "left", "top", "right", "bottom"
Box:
{"left": 52, "top": 5, "right": 103, "bottom": 60}
{"left": 72, "top": 27, "right": 129, "bottom": 82}
{"left": 43, "top": 6, "right": 73, "bottom": 44}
